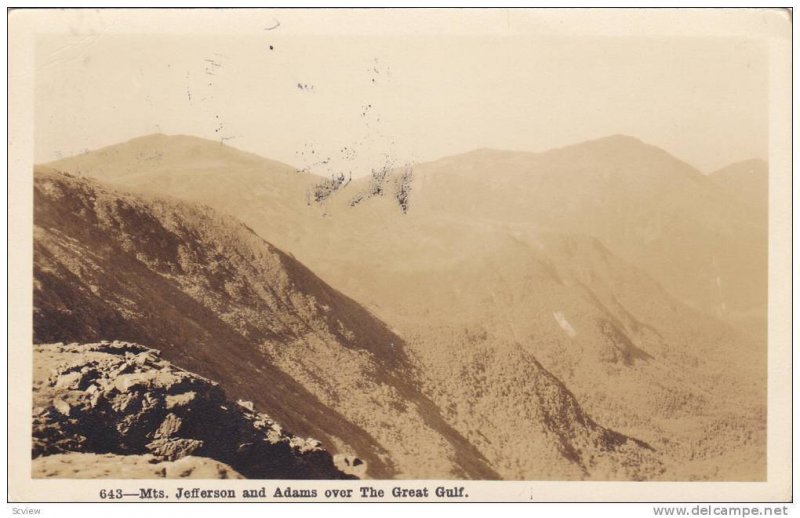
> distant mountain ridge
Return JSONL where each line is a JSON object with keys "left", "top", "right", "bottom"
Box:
{"left": 326, "top": 134, "right": 766, "bottom": 317}
{"left": 709, "top": 158, "right": 768, "bottom": 212}
{"left": 48, "top": 133, "right": 302, "bottom": 179}
{"left": 44, "top": 134, "right": 324, "bottom": 258}
{"left": 45, "top": 133, "right": 767, "bottom": 316}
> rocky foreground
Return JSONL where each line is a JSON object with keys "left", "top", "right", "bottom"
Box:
{"left": 32, "top": 341, "right": 357, "bottom": 479}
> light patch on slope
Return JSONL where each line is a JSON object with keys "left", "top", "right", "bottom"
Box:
{"left": 711, "top": 256, "right": 727, "bottom": 314}
{"left": 553, "top": 311, "right": 577, "bottom": 338}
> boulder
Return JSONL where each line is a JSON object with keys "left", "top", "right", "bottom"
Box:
{"left": 32, "top": 341, "right": 354, "bottom": 480}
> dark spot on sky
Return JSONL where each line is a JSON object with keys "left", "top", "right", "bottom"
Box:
{"left": 269, "top": 45, "right": 274, "bottom": 51}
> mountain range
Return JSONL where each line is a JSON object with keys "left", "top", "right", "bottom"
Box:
{"left": 33, "top": 133, "right": 768, "bottom": 480}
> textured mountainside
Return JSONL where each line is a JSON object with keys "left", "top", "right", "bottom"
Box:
{"left": 286, "top": 209, "right": 764, "bottom": 479}
{"left": 33, "top": 169, "right": 660, "bottom": 479}
{"left": 43, "top": 134, "right": 768, "bottom": 480}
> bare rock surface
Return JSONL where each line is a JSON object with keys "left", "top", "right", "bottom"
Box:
{"left": 33, "top": 341, "right": 352, "bottom": 479}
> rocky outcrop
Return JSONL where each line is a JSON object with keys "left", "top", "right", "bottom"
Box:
{"left": 32, "top": 341, "right": 353, "bottom": 479}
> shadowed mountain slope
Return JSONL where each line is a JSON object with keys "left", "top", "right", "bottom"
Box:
{"left": 33, "top": 168, "right": 659, "bottom": 479}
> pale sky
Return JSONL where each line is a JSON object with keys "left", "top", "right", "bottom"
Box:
{"left": 34, "top": 9, "right": 770, "bottom": 176}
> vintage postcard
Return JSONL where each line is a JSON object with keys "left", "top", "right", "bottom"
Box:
{"left": 6, "top": 6, "right": 793, "bottom": 505}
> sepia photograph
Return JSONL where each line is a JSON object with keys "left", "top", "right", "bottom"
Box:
{"left": 6, "top": 5, "right": 794, "bottom": 507}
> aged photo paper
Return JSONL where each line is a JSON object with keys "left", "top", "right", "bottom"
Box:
{"left": 7, "top": 7, "right": 793, "bottom": 503}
